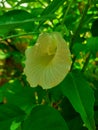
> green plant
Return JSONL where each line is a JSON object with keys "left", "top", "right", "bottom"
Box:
{"left": 0, "top": 0, "right": 98, "bottom": 130}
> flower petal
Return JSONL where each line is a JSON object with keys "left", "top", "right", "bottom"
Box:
{"left": 24, "top": 32, "right": 72, "bottom": 89}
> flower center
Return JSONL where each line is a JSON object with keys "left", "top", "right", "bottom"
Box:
{"left": 47, "top": 45, "right": 57, "bottom": 56}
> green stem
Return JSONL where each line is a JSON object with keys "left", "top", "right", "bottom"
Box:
{"left": 37, "top": 0, "right": 46, "bottom": 7}
{"left": 70, "top": 0, "right": 91, "bottom": 51}
{"left": 61, "top": 0, "right": 74, "bottom": 35}
{"left": 45, "top": 90, "right": 52, "bottom": 105}
{"left": 62, "top": 0, "right": 74, "bottom": 26}
{"left": 0, "top": 32, "right": 37, "bottom": 41}
{"left": 81, "top": 52, "right": 91, "bottom": 72}
{"left": 70, "top": 55, "right": 77, "bottom": 70}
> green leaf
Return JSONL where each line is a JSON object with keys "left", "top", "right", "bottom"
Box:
{"left": 94, "top": 111, "right": 98, "bottom": 126}
{"left": 33, "top": 0, "right": 63, "bottom": 31}
{"left": 0, "top": 50, "right": 9, "bottom": 59}
{"left": 72, "top": 43, "right": 87, "bottom": 55}
{"left": 0, "top": 87, "right": 4, "bottom": 102}
{"left": 17, "top": 0, "right": 36, "bottom": 3}
{"left": 31, "top": 8, "right": 43, "bottom": 17}
{"left": 91, "top": 19, "right": 98, "bottom": 37}
{"left": 61, "top": 71, "right": 95, "bottom": 130}
{"left": 22, "top": 105, "right": 69, "bottom": 130}
{"left": 0, "top": 9, "right": 55, "bottom": 36}
{"left": 87, "top": 37, "right": 98, "bottom": 57}
{"left": 0, "top": 10, "right": 34, "bottom": 35}
{"left": 0, "top": 104, "right": 25, "bottom": 130}
{"left": 60, "top": 97, "right": 78, "bottom": 121}
{"left": 41, "top": 0, "right": 65, "bottom": 15}
{"left": 1, "top": 80, "right": 36, "bottom": 113}
{"left": 10, "top": 121, "right": 21, "bottom": 130}
{"left": 48, "top": 85, "right": 63, "bottom": 102}
{"left": 68, "top": 116, "right": 84, "bottom": 130}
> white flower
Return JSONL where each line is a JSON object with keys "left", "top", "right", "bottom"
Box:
{"left": 24, "top": 32, "right": 72, "bottom": 89}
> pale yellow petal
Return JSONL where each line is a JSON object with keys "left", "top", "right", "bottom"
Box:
{"left": 24, "top": 32, "right": 72, "bottom": 89}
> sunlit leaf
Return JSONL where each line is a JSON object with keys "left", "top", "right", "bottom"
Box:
{"left": 41, "top": 0, "right": 65, "bottom": 15}
{"left": 0, "top": 10, "right": 55, "bottom": 36}
{"left": 0, "top": 10, "right": 33, "bottom": 35}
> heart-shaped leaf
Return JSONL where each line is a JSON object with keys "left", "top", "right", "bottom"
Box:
{"left": 22, "top": 105, "right": 69, "bottom": 130}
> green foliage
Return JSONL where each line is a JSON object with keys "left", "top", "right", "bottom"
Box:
{"left": 0, "top": 104, "right": 25, "bottom": 130}
{"left": 87, "top": 37, "right": 98, "bottom": 57}
{"left": 0, "top": 10, "right": 34, "bottom": 35}
{"left": 61, "top": 71, "right": 95, "bottom": 130}
{"left": 0, "top": 0, "right": 98, "bottom": 130}
{"left": 22, "top": 105, "right": 69, "bottom": 130}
